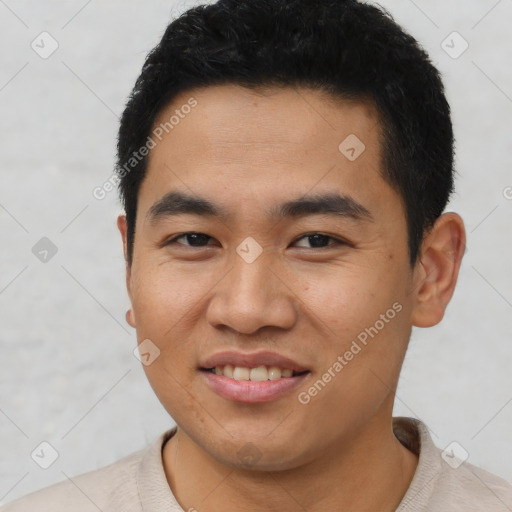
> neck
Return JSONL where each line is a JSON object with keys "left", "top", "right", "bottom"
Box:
{"left": 162, "top": 412, "right": 418, "bottom": 512}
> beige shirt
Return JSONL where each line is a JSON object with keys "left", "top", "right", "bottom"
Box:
{"left": 2, "top": 417, "right": 511, "bottom": 511}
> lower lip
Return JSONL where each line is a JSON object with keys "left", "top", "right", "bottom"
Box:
{"left": 201, "top": 370, "right": 310, "bottom": 403}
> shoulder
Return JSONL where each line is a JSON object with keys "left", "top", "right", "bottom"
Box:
{"left": 433, "top": 456, "right": 512, "bottom": 511}
{"left": 1, "top": 444, "right": 148, "bottom": 512}
{"left": 394, "top": 417, "right": 512, "bottom": 511}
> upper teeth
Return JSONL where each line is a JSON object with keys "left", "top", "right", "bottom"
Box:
{"left": 212, "top": 365, "right": 296, "bottom": 381}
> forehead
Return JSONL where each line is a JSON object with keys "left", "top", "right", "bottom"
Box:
{"left": 137, "top": 84, "right": 400, "bottom": 223}
{"left": 152, "top": 84, "right": 380, "bottom": 155}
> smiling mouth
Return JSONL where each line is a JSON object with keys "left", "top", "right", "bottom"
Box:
{"left": 200, "top": 365, "right": 310, "bottom": 381}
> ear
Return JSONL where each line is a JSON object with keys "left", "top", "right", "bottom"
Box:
{"left": 117, "top": 213, "right": 133, "bottom": 300}
{"left": 410, "top": 212, "right": 466, "bottom": 327}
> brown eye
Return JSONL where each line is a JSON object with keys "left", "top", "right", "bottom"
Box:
{"left": 167, "top": 232, "right": 213, "bottom": 247}
{"left": 293, "top": 233, "right": 343, "bottom": 248}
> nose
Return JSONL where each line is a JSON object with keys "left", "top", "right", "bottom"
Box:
{"left": 205, "top": 250, "right": 297, "bottom": 335}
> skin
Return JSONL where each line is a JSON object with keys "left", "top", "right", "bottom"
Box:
{"left": 117, "top": 84, "right": 466, "bottom": 512}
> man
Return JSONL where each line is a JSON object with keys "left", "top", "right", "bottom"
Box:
{"left": 3, "top": 0, "right": 511, "bottom": 510}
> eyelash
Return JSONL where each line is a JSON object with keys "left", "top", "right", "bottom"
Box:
{"left": 164, "top": 232, "right": 347, "bottom": 249}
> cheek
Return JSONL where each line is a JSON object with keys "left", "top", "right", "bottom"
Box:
{"left": 131, "top": 262, "right": 208, "bottom": 331}
{"left": 298, "top": 264, "right": 401, "bottom": 347}
{"left": 129, "top": 265, "right": 209, "bottom": 384}
{"left": 296, "top": 264, "right": 410, "bottom": 413}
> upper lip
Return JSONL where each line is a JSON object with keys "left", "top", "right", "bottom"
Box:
{"left": 200, "top": 350, "right": 309, "bottom": 372}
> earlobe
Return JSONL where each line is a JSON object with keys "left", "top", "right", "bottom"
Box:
{"left": 126, "top": 308, "right": 136, "bottom": 328}
{"left": 118, "top": 215, "right": 136, "bottom": 328}
{"left": 411, "top": 213, "right": 466, "bottom": 328}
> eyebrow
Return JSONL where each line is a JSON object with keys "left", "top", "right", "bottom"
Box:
{"left": 146, "top": 190, "right": 374, "bottom": 225}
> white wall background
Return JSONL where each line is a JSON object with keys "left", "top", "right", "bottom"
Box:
{"left": 0, "top": 0, "right": 511, "bottom": 504}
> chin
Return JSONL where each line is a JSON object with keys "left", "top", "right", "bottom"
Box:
{"left": 205, "top": 431, "right": 313, "bottom": 472}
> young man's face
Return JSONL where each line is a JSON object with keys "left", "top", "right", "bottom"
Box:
{"left": 118, "top": 84, "right": 425, "bottom": 469}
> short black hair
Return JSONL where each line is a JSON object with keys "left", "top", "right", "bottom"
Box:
{"left": 116, "top": 0, "right": 454, "bottom": 267}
